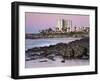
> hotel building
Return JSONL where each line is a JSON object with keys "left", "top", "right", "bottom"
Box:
{"left": 56, "top": 19, "right": 89, "bottom": 33}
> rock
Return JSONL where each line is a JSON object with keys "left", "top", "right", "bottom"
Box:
{"left": 61, "top": 60, "right": 65, "bottom": 63}
{"left": 26, "top": 58, "right": 31, "bottom": 61}
{"left": 81, "top": 55, "right": 89, "bottom": 60}
{"left": 47, "top": 56, "right": 55, "bottom": 61}
{"left": 26, "top": 37, "right": 89, "bottom": 61}
{"left": 39, "top": 60, "right": 47, "bottom": 62}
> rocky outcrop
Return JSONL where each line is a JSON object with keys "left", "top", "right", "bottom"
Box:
{"left": 26, "top": 37, "right": 89, "bottom": 61}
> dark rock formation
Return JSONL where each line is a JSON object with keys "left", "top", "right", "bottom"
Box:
{"left": 26, "top": 37, "right": 89, "bottom": 61}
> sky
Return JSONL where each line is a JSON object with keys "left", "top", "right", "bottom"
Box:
{"left": 25, "top": 12, "right": 89, "bottom": 33}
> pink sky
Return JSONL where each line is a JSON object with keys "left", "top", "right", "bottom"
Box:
{"left": 25, "top": 12, "right": 89, "bottom": 33}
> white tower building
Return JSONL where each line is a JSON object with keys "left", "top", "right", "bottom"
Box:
{"left": 67, "top": 20, "right": 72, "bottom": 32}
{"left": 56, "top": 19, "right": 64, "bottom": 31}
{"left": 56, "top": 19, "right": 72, "bottom": 32}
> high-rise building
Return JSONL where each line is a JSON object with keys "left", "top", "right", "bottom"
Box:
{"left": 56, "top": 19, "right": 72, "bottom": 32}
{"left": 55, "top": 19, "right": 89, "bottom": 33}
{"left": 56, "top": 19, "right": 64, "bottom": 31}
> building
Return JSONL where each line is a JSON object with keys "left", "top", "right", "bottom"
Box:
{"left": 56, "top": 19, "right": 64, "bottom": 31}
{"left": 56, "top": 19, "right": 72, "bottom": 32}
{"left": 56, "top": 19, "right": 89, "bottom": 33}
{"left": 41, "top": 19, "right": 89, "bottom": 34}
{"left": 71, "top": 26, "right": 89, "bottom": 32}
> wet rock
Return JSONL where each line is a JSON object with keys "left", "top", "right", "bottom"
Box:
{"left": 26, "top": 37, "right": 89, "bottom": 61}
{"left": 47, "top": 56, "right": 55, "bottom": 61}
{"left": 61, "top": 60, "right": 65, "bottom": 63}
{"left": 39, "top": 60, "right": 48, "bottom": 62}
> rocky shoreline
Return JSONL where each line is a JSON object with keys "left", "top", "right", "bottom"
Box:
{"left": 26, "top": 37, "right": 89, "bottom": 63}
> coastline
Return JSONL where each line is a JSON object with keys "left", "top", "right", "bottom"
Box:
{"left": 26, "top": 37, "right": 89, "bottom": 62}
{"left": 26, "top": 32, "right": 89, "bottom": 39}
